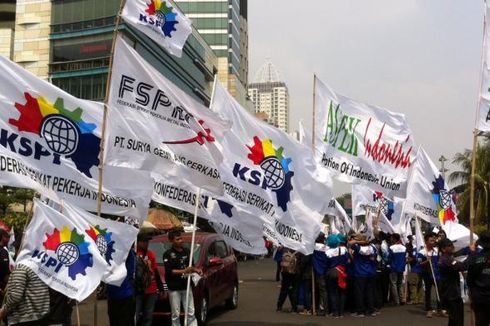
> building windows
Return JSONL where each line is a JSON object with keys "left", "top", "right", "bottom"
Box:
{"left": 52, "top": 74, "right": 107, "bottom": 101}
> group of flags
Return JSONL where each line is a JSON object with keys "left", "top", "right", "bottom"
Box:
{"left": 0, "top": 0, "right": 488, "bottom": 302}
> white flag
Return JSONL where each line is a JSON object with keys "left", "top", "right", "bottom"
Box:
{"left": 404, "top": 148, "right": 458, "bottom": 225}
{"left": 315, "top": 77, "right": 417, "bottom": 198}
{"left": 62, "top": 201, "right": 138, "bottom": 285}
{"left": 0, "top": 55, "right": 153, "bottom": 219}
{"left": 106, "top": 36, "right": 231, "bottom": 195}
{"left": 121, "top": 0, "right": 192, "bottom": 57}
{"left": 414, "top": 216, "right": 424, "bottom": 252}
{"left": 442, "top": 221, "right": 478, "bottom": 251}
{"left": 211, "top": 82, "right": 333, "bottom": 254}
{"left": 477, "top": 2, "right": 490, "bottom": 132}
{"left": 325, "top": 198, "right": 352, "bottom": 234}
{"left": 16, "top": 200, "right": 109, "bottom": 301}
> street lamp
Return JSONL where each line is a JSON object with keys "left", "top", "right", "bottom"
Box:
{"left": 439, "top": 155, "right": 449, "bottom": 179}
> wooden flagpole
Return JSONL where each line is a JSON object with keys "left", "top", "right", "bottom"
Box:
{"left": 469, "top": 130, "right": 478, "bottom": 246}
{"left": 312, "top": 74, "right": 317, "bottom": 150}
{"left": 93, "top": 1, "right": 127, "bottom": 325}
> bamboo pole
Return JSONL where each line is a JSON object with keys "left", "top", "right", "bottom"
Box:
{"left": 469, "top": 130, "right": 478, "bottom": 246}
{"left": 312, "top": 74, "right": 317, "bottom": 150}
{"left": 311, "top": 269, "right": 316, "bottom": 315}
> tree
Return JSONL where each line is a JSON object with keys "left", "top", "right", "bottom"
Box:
{"left": 449, "top": 138, "right": 490, "bottom": 226}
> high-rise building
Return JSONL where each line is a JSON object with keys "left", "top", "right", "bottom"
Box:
{"left": 248, "top": 61, "right": 289, "bottom": 133}
{"left": 174, "top": 0, "right": 249, "bottom": 106}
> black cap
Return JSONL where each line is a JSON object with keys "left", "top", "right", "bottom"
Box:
{"left": 438, "top": 238, "right": 455, "bottom": 250}
{"left": 477, "top": 231, "right": 490, "bottom": 249}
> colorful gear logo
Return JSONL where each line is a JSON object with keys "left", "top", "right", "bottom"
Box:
{"left": 431, "top": 175, "right": 456, "bottom": 224}
{"left": 145, "top": 0, "right": 179, "bottom": 37}
{"left": 86, "top": 225, "right": 115, "bottom": 266}
{"left": 247, "top": 136, "right": 294, "bottom": 212}
{"left": 43, "top": 226, "right": 93, "bottom": 280}
{"left": 10, "top": 93, "right": 100, "bottom": 178}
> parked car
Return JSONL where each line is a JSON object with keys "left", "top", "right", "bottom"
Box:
{"left": 149, "top": 232, "right": 239, "bottom": 325}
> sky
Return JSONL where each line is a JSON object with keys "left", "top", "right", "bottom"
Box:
{"left": 248, "top": 0, "right": 484, "bottom": 195}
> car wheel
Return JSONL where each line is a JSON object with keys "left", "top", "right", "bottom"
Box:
{"left": 198, "top": 296, "right": 208, "bottom": 325}
{"left": 225, "top": 284, "right": 238, "bottom": 309}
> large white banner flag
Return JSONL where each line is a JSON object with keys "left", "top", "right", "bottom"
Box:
{"left": 106, "top": 36, "right": 231, "bottom": 195}
{"left": 121, "top": 0, "right": 192, "bottom": 57}
{"left": 315, "top": 77, "right": 417, "bottom": 198}
{"left": 16, "top": 200, "right": 110, "bottom": 301}
{"left": 0, "top": 55, "right": 153, "bottom": 219}
{"left": 404, "top": 148, "right": 458, "bottom": 225}
{"left": 211, "top": 82, "right": 333, "bottom": 253}
{"left": 62, "top": 200, "right": 138, "bottom": 285}
{"left": 477, "top": 2, "right": 490, "bottom": 132}
{"left": 325, "top": 198, "right": 352, "bottom": 234}
{"left": 352, "top": 184, "right": 397, "bottom": 232}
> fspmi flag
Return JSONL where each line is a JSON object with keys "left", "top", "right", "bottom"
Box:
{"left": 404, "top": 148, "right": 458, "bottom": 225}
{"left": 314, "top": 77, "right": 417, "bottom": 198}
{"left": 106, "top": 36, "right": 231, "bottom": 195}
{"left": 121, "top": 0, "right": 192, "bottom": 57}
{"left": 211, "top": 82, "right": 333, "bottom": 254}
{"left": 16, "top": 200, "right": 111, "bottom": 301}
{"left": 477, "top": 2, "right": 490, "bottom": 133}
{"left": 0, "top": 55, "right": 153, "bottom": 219}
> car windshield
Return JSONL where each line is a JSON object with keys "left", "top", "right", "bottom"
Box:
{"left": 149, "top": 241, "right": 201, "bottom": 265}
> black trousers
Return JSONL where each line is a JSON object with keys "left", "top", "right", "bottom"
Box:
{"left": 474, "top": 302, "right": 490, "bottom": 326}
{"left": 354, "top": 276, "right": 375, "bottom": 315}
{"left": 108, "top": 296, "right": 136, "bottom": 326}
{"left": 445, "top": 298, "right": 463, "bottom": 326}
{"left": 423, "top": 275, "right": 442, "bottom": 311}
{"left": 277, "top": 272, "right": 297, "bottom": 311}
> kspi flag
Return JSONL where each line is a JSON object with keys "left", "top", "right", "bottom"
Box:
{"left": 404, "top": 148, "right": 458, "bottom": 225}
{"left": 477, "top": 2, "right": 490, "bottom": 133}
{"left": 315, "top": 77, "right": 417, "bottom": 198}
{"left": 16, "top": 200, "right": 109, "bottom": 301}
{"left": 0, "top": 55, "right": 153, "bottom": 219}
{"left": 121, "top": 0, "right": 192, "bottom": 57}
{"left": 106, "top": 36, "right": 231, "bottom": 195}
{"left": 211, "top": 82, "right": 332, "bottom": 253}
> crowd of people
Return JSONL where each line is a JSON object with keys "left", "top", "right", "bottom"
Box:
{"left": 274, "top": 229, "right": 490, "bottom": 326}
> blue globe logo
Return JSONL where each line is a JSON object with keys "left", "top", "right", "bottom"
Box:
{"left": 260, "top": 157, "right": 285, "bottom": 190}
{"left": 41, "top": 115, "right": 79, "bottom": 156}
{"left": 56, "top": 242, "right": 80, "bottom": 266}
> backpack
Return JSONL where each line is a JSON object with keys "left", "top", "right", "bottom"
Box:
{"left": 280, "top": 251, "right": 297, "bottom": 274}
{"left": 135, "top": 254, "right": 152, "bottom": 294}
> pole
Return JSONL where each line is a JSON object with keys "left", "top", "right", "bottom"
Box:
{"left": 184, "top": 188, "right": 201, "bottom": 326}
{"left": 312, "top": 74, "right": 317, "bottom": 150}
{"left": 76, "top": 302, "right": 81, "bottom": 326}
{"left": 311, "top": 269, "right": 316, "bottom": 315}
{"left": 428, "top": 251, "right": 440, "bottom": 304}
{"left": 469, "top": 130, "right": 478, "bottom": 246}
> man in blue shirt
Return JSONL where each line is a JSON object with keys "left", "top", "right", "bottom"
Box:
{"left": 388, "top": 233, "right": 407, "bottom": 305}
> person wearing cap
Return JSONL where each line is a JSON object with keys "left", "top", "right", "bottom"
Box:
{"left": 325, "top": 233, "right": 349, "bottom": 318}
{"left": 467, "top": 231, "right": 490, "bottom": 326}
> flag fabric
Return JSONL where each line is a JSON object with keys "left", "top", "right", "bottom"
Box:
{"left": 16, "top": 200, "right": 109, "bottom": 301}
{"left": 442, "top": 221, "right": 478, "bottom": 252}
{"left": 404, "top": 147, "right": 458, "bottom": 225}
{"left": 0, "top": 55, "right": 153, "bottom": 219}
{"left": 352, "top": 184, "right": 378, "bottom": 217}
{"left": 211, "top": 82, "right": 333, "bottom": 254}
{"left": 477, "top": 2, "right": 490, "bottom": 133}
{"left": 121, "top": 0, "right": 192, "bottom": 57}
{"left": 314, "top": 77, "right": 417, "bottom": 198}
{"left": 414, "top": 216, "right": 424, "bottom": 252}
{"left": 62, "top": 200, "right": 138, "bottom": 285}
{"left": 325, "top": 198, "right": 352, "bottom": 234}
{"left": 106, "top": 36, "right": 231, "bottom": 195}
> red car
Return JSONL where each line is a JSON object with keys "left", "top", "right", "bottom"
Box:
{"left": 149, "top": 232, "right": 239, "bottom": 325}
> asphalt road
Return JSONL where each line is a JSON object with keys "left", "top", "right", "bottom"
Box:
{"left": 74, "top": 257, "right": 469, "bottom": 325}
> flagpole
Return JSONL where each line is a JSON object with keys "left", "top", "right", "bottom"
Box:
{"left": 312, "top": 74, "right": 317, "bottom": 150}
{"left": 184, "top": 188, "right": 201, "bottom": 326}
{"left": 93, "top": 1, "right": 127, "bottom": 325}
{"left": 469, "top": 130, "right": 478, "bottom": 246}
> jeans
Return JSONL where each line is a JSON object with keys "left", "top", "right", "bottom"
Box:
{"left": 277, "top": 272, "right": 297, "bottom": 311}
{"left": 474, "top": 302, "right": 490, "bottom": 326}
{"left": 168, "top": 290, "right": 197, "bottom": 326}
{"left": 327, "top": 277, "right": 346, "bottom": 316}
{"left": 135, "top": 293, "right": 157, "bottom": 326}
{"left": 354, "top": 276, "right": 375, "bottom": 315}
{"left": 297, "top": 279, "right": 312, "bottom": 310}
{"left": 389, "top": 272, "right": 404, "bottom": 305}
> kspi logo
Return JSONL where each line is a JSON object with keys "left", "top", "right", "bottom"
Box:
{"left": 86, "top": 225, "right": 115, "bottom": 266}
{"left": 7, "top": 92, "right": 100, "bottom": 178}
{"left": 233, "top": 136, "right": 294, "bottom": 212}
{"left": 139, "top": 0, "right": 179, "bottom": 37}
{"left": 431, "top": 175, "right": 456, "bottom": 224}
{"left": 32, "top": 226, "right": 93, "bottom": 280}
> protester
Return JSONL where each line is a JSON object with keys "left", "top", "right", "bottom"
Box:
{"left": 136, "top": 234, "right": 161, "bottom": 326}
{"left": 417, "top": 232, "right": 444, "bottom": 318}
{"left": 0, "top": 262, "right": 50, "bottom": 325}
{"left": 406, "top": 236, "right": 423, "bottom": 305}
{"left": 312, "top": 234, "right": 327, "bottom": 316}
{"left": 295, "top": 252, "right": 312, "bottom": 315}
{"left": 374, "top": 231, "right": 391, "bottom": 310}
{"left": 326, "top": 234, "right": 348, "bottom": 318}
{"left": 467, "top": 231, "right": 490, "bottom": 326}
{"left": 163, "top": 230, "right": 201, "bottom": 326}
{"left": 388, "top": 233, "right": 407, "bottom": 306}
{"left": 273, "top": 245, "right": 284, "bottom": 282}
{"left": 349, "top": 234, "right": 378, "bottom": 317}
{"left": 276, "top": 248, "right": 298, "bottom": 313}
{"left": 45, "top": 288, "right": 74, "bottom": 326}
{"left": 438, "top": 238, "right": 474, "bottom": 326}
{"left": 107, "top": 248, "right": 136, "bottom": 326}
{"left": 0, "top": 229, "right": 11, "bottom": 303}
